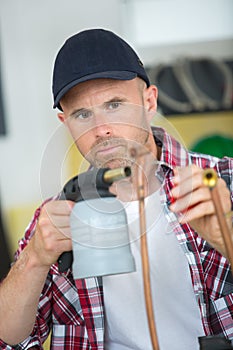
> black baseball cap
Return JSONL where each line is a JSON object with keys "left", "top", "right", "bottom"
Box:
{"left": 52, "top": 28, "right": 150, "bottom": 110}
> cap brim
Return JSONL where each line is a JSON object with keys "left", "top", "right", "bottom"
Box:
{"left": 53, "top": 71, "right": 137, "bottom": 109}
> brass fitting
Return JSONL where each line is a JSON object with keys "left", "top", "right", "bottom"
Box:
{"left": 103, "top": 167, "right": 131, "bottom": 183}
{"left": 203, "top": 168, "right": 218, "bottom": 189}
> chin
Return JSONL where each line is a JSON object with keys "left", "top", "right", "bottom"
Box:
{"left": 95, "top": 158, "right": 132, "bottom": 169}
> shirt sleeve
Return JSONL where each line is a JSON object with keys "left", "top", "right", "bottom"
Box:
{"left": 0, "top": 330, "right": 44, "bottom": 350}
{"left": 0, "top": 199, "right": 55, "bottom": 349}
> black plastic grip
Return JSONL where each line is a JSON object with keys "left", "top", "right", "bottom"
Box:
{"left": 198, "top": 336, "right": 233, "bottom": 349}
{"left": 57, "top": 251, "right": 73, "bottom": 273}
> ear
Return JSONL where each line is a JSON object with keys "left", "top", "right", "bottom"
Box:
{"left": 143, "top": 85, "right": 158, "bottom": 124}
{"left": 144, "top": 84, "right": 158, "bottom": 114}
{"left": 57, "top": 112, "right": 66, "bottom": 123}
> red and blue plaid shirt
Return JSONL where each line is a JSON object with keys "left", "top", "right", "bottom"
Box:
{"left": 1, "top": 127, "right": 233, "bottom": 349}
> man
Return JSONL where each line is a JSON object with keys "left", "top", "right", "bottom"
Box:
{"left": 0, "top": 28, "right": 232, "bottom": 350}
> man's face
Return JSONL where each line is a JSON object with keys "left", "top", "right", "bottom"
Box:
{"left": 59, "top": 78, "right": 157, "bottom": 169}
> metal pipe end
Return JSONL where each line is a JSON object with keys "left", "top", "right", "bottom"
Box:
{"left": 103, "top": 167, "right": 131, "bottom": 184}
{"left": 203, "top": 168, "right": 218, "bottom": 188}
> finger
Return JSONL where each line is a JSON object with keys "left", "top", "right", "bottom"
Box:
{"left": 37, "top": 217, "right": 71, "bottom": 240}
{"left": 39, "top": 200, "right": 74, "bottom": 231}
{"left": 171, "top": 171, "right": 206, "bottom": 199}
{"left": 172, "top": 165, "right": 206, "bottom": 201}
{"left": 173, "top": 164, "right": 202, "bottom": 184}
{"left": 38, "top": 211, "right": 73, "bottom": 242}
{"left": 47, "top": 215, "right": 71, "bottom": 229}
{"left": 58, "top": 226, "right": 72, "bottom": 240}
{"left": 54, "top": 226, "right": 72, "bottom": 239}
{"left": 170, "top": 187, "right": 212, "bottom": 213}
{"left": 38, "top": 210, "right": 71, "bottom": 230}
{"left": 178, "top": 200, "right": 215, "bottom": 223}
{"left": 215, "top": 178, "right": 231, "bottom": 213}
{"left": 42, "top": 200, "right": 74, "bottom": 216}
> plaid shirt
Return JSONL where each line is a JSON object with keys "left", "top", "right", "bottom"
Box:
{"left": 1, "top": 127, "right": 233, "bottom": 349}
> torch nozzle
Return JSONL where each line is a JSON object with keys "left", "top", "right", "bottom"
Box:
{"left": 103, "top": 167, "right": 131, "bottom": 184}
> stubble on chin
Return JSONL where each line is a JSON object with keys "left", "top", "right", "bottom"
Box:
{"left": 85, "top": 127, "right": 151, "bottom": 170}
{"left": 90, "top": 156, "right": 134, "bottom": 170}
{"left": 86, "top": 141, "right": 132, "bottom": 169}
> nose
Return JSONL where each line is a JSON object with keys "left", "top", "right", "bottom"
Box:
{"left": 93, "top": 112, "right": 113, "bottom": 138}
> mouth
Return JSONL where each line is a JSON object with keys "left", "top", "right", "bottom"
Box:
{"left": 95, "top": 144, "right": 124, "bottom": 156}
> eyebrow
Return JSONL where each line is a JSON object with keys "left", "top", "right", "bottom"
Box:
{"left": 103, "top": 97, "right": 128, "bottom": 107}
{"left": 69, "top": 96, "right": 128, "bottom": 118}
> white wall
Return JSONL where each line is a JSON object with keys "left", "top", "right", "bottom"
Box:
{"left": 0, "top": 0, "right": 122, "bottom": 209}
{"left": 122, "top": 0, "right": 233, "bottom": 64}
{"left": 0, "top": 0, "right": 232, "bottom": 210}
{"left": 123, "top": 0, "right": 233, "bottom": 45}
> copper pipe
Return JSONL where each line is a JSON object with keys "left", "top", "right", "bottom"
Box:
{"left": 203, "top": 169, "right": 233, "bottom": 273}
{"left": 136, "top": 153, "right": 160, "bottom": 350}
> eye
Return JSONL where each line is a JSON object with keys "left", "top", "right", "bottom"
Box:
{"left": 72, "top": 109, "right": 92, "bottom": 120}
{"left": 107, "top": 101, "right": 121, "bottom": 110}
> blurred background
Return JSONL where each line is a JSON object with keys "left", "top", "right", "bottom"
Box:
{"left": 0, "top": 0, "right": 232, "bottom": 281}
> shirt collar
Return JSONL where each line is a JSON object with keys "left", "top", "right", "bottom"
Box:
{"left": 152, "top": 126, "right": 190, "bottom": 171}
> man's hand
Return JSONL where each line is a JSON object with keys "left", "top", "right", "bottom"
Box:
{"left": 28, "top": 200, "right": 74, "bottom": 268}
{"left": 170, "top": 164, "right": 232, "bottom": 258}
